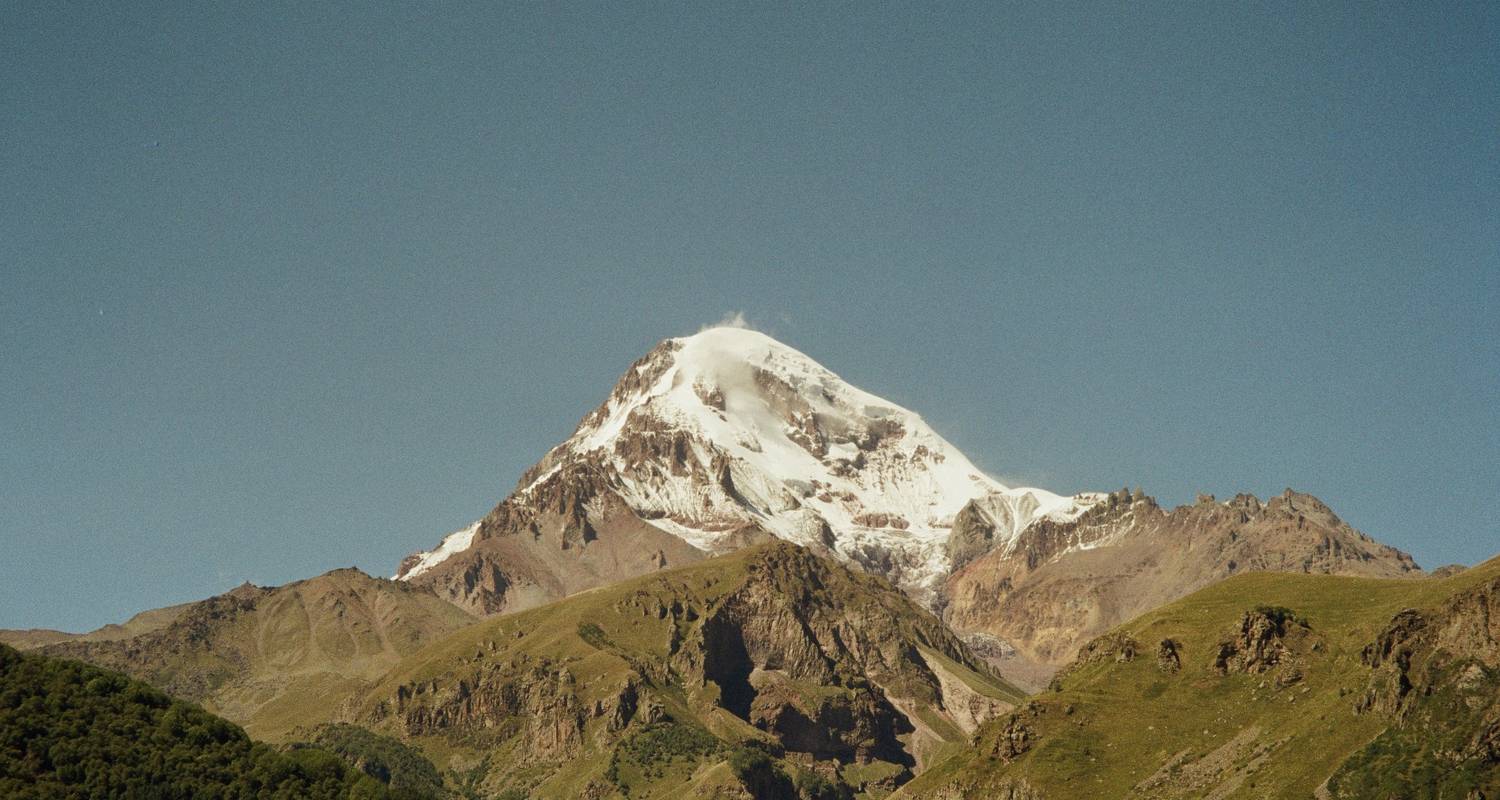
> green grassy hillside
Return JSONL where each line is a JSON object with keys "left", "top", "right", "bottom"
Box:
{"left": 898, "top": 556, "right": 1500, "bottom": 798}
{"left": 354, "top": 542, "right": 1024, "bottom": 799}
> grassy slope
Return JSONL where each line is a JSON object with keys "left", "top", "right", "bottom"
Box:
{"left": 220, "top": 571, "right": 479, "bottom": 739}
{"left": 899, "top": 557, "right": 1500, "bottom": 799}
{"left": 358, "top": 549, "right": 757, "bottom": 798}
{"left": 356, "top": 543, "right": 1024, "bottom": 799}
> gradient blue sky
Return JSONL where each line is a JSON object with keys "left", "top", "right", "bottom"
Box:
{"left": 3, "top": 2, "right": 1496, "bottom": 631}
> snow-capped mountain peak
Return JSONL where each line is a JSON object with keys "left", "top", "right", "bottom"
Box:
{"left": 397, "top": 326, "right": 1100, "bottom": 603}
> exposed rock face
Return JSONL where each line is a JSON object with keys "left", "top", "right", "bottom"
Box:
{"left": 1355, "top": 575, "right": 1500, "bottom": 718}
{"left": 1332, "top": 574, "right": 1500, "bottom": 797}
{"left": 38, "top": 569, "right": 475, "bottom": 738}
{"left": 927, "top": 654, "right": 1013, "bottom": 735}
{"left": 393, "top": 660, "right": 619, "bottom": 760}
{"left": 1156, "top": 638, "right": 1182, "bottom": 673}
{"left": 748, "top": 680, "right": 909, "bottom": 763}
{"left": 1212, "top": 607, "right": 1314, "bottom": 685}
{"left": 1354, "top": 608, "right": 1428, "bottom": 717}
{"left": 943, "top": 488, "right": 1419, "bottom": 684}
{"left": 676, "top": 544, "right": 1009, "bottom": 766}
{"left": 945, "top": 501, "right": 999, "bottom": 572}
{"left": 1074, "top": 632, "right": 1140, "bottom": 667}
{"left": 405, "top": 478, "right": 713, "bottom": 617}
{"left": 364, "top": 543, "right": 1022, "bottom": 797}
{"left": 990, "top": 703, "right": 1045, "bottom": 763}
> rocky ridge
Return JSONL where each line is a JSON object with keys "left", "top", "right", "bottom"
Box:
{"left": 942, "top": 487, "right": 1420, "bottom": 687}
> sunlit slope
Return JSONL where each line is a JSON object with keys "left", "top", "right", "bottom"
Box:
{"left": 37, "top": 568, "right": 477, "bottom": 739}
{"left": 899, "top": 557, "right": 1500, "bottom": 799}
{"left": 0, "top": 600, "right": 195, "bottom": 650}
{"left": 356, "top": 542, "right": 1024, "bottom": 799}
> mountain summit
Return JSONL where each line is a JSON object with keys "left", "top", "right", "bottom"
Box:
{"left": 396, "top": 327, "right": 1098, "bottom": 612}
{"left": 393, "top": 327, "right": 1419, "bottom": 689}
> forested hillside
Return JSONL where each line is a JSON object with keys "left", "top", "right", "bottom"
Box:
{"left": 0, "top": 644, "right": 405, "bottom": 799}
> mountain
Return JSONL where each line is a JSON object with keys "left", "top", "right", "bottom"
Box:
{"left": 942, "top": 489, "right": 1422, "bottom": 688}
{"left": 395, "top": 326, "right": 1101, "bottom": 615}
{"left": 0, "top": 600, "right": 194, "bottom": 650}
{"left": 393, "top": 326, "right": 1420, "bottom": 689}
{"left": 0, "top": 644, "right": 410, "bottom": 799}
{"left": 355, "top": 542, "right": 1023, "bottom": 799}
{"left": 0, "top": 325, "right": 1464, "bottom": 798}
{"left": 897, "top": 555, "right": 1500, "bottom": 799}
{"left": 31, "top": 568, "right": 476, "bottom": 739}
{"left": 13, "top": 326, "right": 1422, "bottom": 717}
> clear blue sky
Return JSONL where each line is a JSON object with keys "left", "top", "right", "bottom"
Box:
{"left": 3, "top": 2, "right": 1496, "bottom": 631}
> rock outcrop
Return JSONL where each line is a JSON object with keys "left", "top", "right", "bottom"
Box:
{"left": 1331, "top": 574, "right": 1500, "bottom": 797}
{"left": 1212, "top": 607, "right": 1314, "bottom": 687}
{"left": 1156, "top": 638, "right": 1182, "bottom": 673}
{"left": 1356, "top": 575, "right": 1500, "bottom": 718}
{"left": 990, "top": 703, "right": 1046, "bottom": 763}
{"left": 1075, "top": 632, "right": 1140, "bottom": 666}
{"left": 391, "top": 659, "right": 627, "bottom": 760}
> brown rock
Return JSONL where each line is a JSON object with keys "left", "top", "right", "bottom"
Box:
{"left": 1157, "top": 638, "right": 1181, "bottom": 673}
{"left": 944, "top": 489, "right": 1419, "bottom": 686}
{"left": 1213, "top": 607, "right": 1308, "bottom": 676}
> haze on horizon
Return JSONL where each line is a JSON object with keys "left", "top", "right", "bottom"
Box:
{"left": 2, "top": 2, "right": 1496, "bottom": 632}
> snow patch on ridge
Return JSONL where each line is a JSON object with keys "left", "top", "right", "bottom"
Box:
{"left": 396, "top": 521, "right": 480, "bottom": 580}
{"left": 967, "top": 488, "right": 1107, "bottom": 552}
